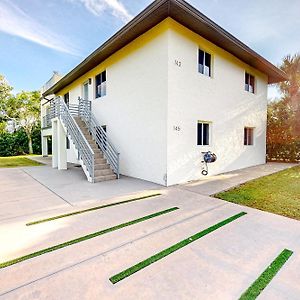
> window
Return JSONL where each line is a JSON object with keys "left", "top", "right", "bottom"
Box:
{"left": 197, "top": 122, "right": 211, "bottom": 145}
{"left": 245, "top": 72, "right": 255, "bottom": 93}
{"left": 64, "top": 93, "right": 69, "bottom": 106}
{"left": 95, "top": 71, "right": 106, "bottom": 98}
{"left": 198, "top": 49, "right": 211, "bottom": 77}
{"left": 244, "top": 127, "right": 254, "bottom": 145}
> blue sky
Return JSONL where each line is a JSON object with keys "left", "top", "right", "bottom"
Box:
{"left": 0, "top": 0, "right": 299, "bottom": 99}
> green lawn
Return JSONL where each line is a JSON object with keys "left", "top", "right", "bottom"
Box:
{"left": 215, "top": 166, "right": 300, "bottom": 221}
{"left": 0, "top": 156, "right": 43, "bottom": 168}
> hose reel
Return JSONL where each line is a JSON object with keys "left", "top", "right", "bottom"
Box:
{"left": 201, "top": 151, "right": 217, "bottom": 176}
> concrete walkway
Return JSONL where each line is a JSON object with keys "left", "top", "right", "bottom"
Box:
{"left": 0, "top": 162, "right": 299, "bottom": 299}
{"left": 23, "top": 162, "right": 163, "bottom": 207}
{"left": 179, "top": 162, "right": 297, "bottom": 195}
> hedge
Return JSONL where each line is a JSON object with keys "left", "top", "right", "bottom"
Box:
{"left": 267, "top": 141, "right": 300, "bottom": 162}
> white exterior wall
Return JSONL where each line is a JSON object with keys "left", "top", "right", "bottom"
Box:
{"left": 53, "top": 19, "right": 269, "bottom": 186}
{"left": 166, "top": 26, "right": 268, "bottom": 186}
{"left": 62, "top": 29, "right": 169, "bottom": 185}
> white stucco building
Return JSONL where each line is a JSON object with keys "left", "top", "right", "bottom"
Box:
{"left": 41, "top": 0, "right": 286, "bottom": 186}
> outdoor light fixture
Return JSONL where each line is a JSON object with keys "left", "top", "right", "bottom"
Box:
{"left": 88, "top": 78, "right": 92, "bottom": 85}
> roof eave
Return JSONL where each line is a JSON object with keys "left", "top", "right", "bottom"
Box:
{"left": 43, "top": 0, "right": 286, "bottom": 96}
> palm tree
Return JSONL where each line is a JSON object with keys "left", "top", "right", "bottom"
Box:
{"left": 278, "top": 53, "right": 300, "bottom": 138}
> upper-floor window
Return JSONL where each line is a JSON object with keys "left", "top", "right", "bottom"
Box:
{"left": 64, "top": 92, "right": 69, "bottom": 107}
{"left": 197, "top": 121, "right": 211, "bottom": 146}
{"left": 244, "top": 127, "right": 254, "bottom": 145}
{"left": 95, "top": 70, "right": 106, "bottom": 98}
{"left": 198, "top": 49, "right": 212, "bottom": 77}
{"left": 245, "top": 72, "right": 255, "bottom": 93}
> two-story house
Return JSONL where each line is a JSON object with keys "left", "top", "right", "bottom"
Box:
{"left": 41, "top": 0, "right": 286, "bottom": 186}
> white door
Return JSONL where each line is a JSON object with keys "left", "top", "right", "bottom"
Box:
{"left": 83, "top": 82, "right": 89, "bottom": 100}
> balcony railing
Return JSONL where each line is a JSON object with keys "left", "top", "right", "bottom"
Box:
{"left": 42, "top": 113, "right": 53, "bottom": 129}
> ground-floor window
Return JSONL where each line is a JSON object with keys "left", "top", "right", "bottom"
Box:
{"left": 197, "top": 121, "right": 211, "bottom": 146}
{"left": 244, "top": 127, "right": 254, "bottom": 145}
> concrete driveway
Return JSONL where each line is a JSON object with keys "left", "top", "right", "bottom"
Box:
{"left": 0, "top": 163, "right": 299, "bottom": 299}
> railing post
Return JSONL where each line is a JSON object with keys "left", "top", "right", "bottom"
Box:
{"left": 117, "top": 153, "right": 120, "bottom": 179}
{"left": 92, "top": 154, "right": 95, "bottom": 182}
{"left": 78, "top": 97, "right": 82, "bottom": 118}
{"left": 88, "top": 100, "right": 92, "bottom": 131}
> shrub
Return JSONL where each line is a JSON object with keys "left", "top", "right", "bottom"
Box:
{"left": 0, "top": 127, "right": 41, "bottom": 157}
{"left": 267, "top": 100, "right": 300, "bottom": 162}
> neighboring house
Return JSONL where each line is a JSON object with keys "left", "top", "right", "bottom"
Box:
{"left": 41, "top": 0, "right": 286, "bottom": 186}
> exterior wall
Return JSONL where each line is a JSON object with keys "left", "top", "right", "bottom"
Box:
{"left": 166, "top": 21, "right": 268, "bottom": 186}
{"left": 56, "top": 21, "right": 169, "bottom": 185}
{"left": 53, "top": 18, "right": 269, "bottom": 186}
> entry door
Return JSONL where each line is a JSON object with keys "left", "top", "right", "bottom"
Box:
{"left": 64, "top": 93, "right": 70, "bottom": 107}
{"left": 83, "top": 82, "right": 89, "bottom": 100}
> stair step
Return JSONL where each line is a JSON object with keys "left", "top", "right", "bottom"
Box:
{"left": 94, "top": 163, "right": 110, "bottom": 170}
{"left": 95, "top": 158, "right": 106, "bottom": 164}
{"left": 94, "top": 152, "right": 104, "bottom": 158}
{"left": 95, "top": 169, "right": 114, "bottom": 176}
{"left": 94, "top": 174, "right": 117, "bottom": 183}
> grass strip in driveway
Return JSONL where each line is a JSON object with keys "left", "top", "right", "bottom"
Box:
{"left": 27, "top": 193, "right": 162, "bottom": 226}
{"left": 0, "top": 207, "right": 178, "bottom": 269}
{"left": 110, "top": 211, "right": 247, "bottom": 284}
{"left": 239, "top": 249, "right": 293, "bottom": 300}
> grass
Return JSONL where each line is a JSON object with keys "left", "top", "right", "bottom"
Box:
{"left": 109, "top": 211, "right": 247, "bottom": 284}
{"left": 239, "top": 249, "right": 293, "bottom": 299}
{"left": 0, "top": 207, "right": 179, "bottom": 269}
{"left": 214, "top": 166, "right": 300, "bottom": 221}
{"left": 27, "top": 193, "right": 162, "bottom": 226}
{"left": 0, "top": 156, "right": 42, "bottom": 168}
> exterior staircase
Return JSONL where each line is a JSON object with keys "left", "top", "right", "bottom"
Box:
{"left": 50, "top": 96, "right": 120, "bottom": 183}
{"left": 74, "top": 117, "right": 116, "bottom": 182}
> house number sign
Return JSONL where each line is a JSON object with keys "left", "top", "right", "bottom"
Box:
{"left": 175, "top": 60, "right": 182, "bottom": 67}
{"left": 173, "top": 126, "right": 181, "bottom": 131}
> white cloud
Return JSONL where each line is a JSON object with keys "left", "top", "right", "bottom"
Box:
{"left": 71, "top": 0, "right": 133, "bottom": 23}
{"left": 0, "top": 0, "right": 80, "bottom": 55}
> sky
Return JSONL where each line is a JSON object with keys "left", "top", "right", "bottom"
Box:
{"left": 0, "top": 0, "right": 299, "bottom": 99}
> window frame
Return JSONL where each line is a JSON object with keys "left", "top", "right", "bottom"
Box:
{"left": 244, "top": 127, "right": 254, "bottom": 146}
{"left": 198, "top": 48, "right": 212, "bottom": 77}
{"left": 245, "top": 72, "right": 255, "bottom": 94}
{"left": 197, "top": 121, "right": 212, "bottom": 146}
{"left": 95, "top": 70, "right": 107, "bottom": 99}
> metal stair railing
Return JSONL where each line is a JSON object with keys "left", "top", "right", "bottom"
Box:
{"left": 78, "top": 97, "right": 120, "bottom": 178}
{"left": 51, "top": 97, "right": 95, "bottom": 181}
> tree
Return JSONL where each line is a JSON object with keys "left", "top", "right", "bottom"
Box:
{"left": 0, "top": 75, "right": 13, "bottom": 123}
{"left": 278, "top": 53, "right": 300, "bottom": 138}
{"left": 267, "top": 100, "right": 298, "bottom": 161}
{"left": 1, "top": 91, "right": 41, "bottom": 154}
{"left": 267, "top": 53, "right": 300, "bottom": 162}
